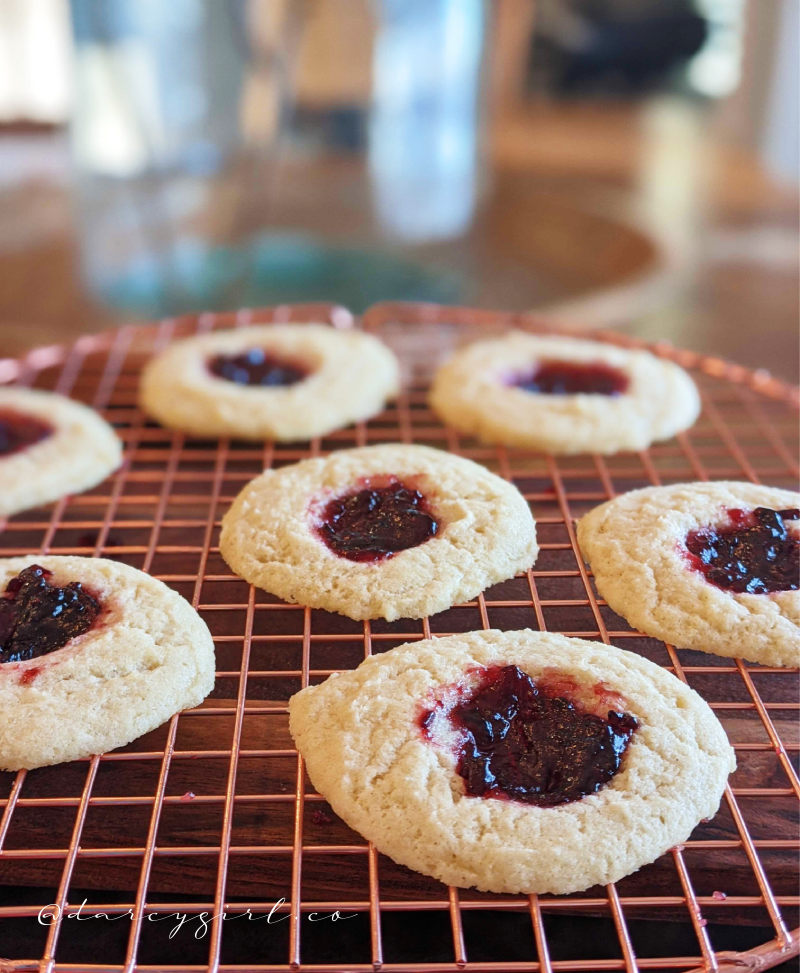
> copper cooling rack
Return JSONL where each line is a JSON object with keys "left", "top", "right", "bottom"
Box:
{"left": 0, "top": 301, "right": 797, "bottom": 973}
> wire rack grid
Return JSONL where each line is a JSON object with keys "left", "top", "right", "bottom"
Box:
{"left": 0, "top": 300, "right": 797, "bottom": 973}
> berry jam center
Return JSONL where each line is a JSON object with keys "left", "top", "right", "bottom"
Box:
{"left": 420, "top": 665, "right": 637, "bottom": 807}
{"left": 208, "top": 349, "right": 309, "bottom": 387}
{"left": 685, "top": 506, "right": 799, "bottom": 594}
{"left": 0, "top": 410, "right": 53, "bottom": 457}
{"left": 511, "top": 361, "right": 629, "bottom": 396}
{"left": 317, "top": 480, "right": 438, "bottom": 562}
{"left": 0, "top": 565, "right": 101, "bottom": 664}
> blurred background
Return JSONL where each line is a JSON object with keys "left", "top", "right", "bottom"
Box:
{"left": 0, "top": 0, "right": 797, "bottom": 379}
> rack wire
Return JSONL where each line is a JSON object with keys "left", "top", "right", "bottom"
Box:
{"left": 0, "top": 301, "right": 797, "bottom": 973}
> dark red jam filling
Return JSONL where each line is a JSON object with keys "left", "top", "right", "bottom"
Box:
{"left": 420, "top": 665, "right": 637, "bottom": 807}
{"left": 685, "top": 507, "right": 800, "bottom": 594}
{"left": 317, "top": 480, "right": 438, "bottom": 562}
{"left": 511, "top": 361, "right": 629, "bottom": 396}
{"left": 0, "top": 410, "right": 53, "bottom": 457}
{"left": 0, "top": 565, "right": 101, "bottom": 664}
{"left": 208, "top": 349, "right": 309, "bottom": 387}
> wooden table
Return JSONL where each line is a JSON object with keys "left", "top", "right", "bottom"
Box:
{"left": 1, "top": 104, "right": 797, "bottom": 383}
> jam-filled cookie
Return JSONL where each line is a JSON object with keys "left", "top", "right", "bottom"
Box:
{"left": 0, "top": 387, "right": 122, "bottom": 518}
{"left": 429, "top": 332, "right": 700, "bottom": 454}
{"left": 289, "top": 629, "right": 734, "bottom": 894}
{"left": 0, "top": 557, "right": 215, "bottom": 770}
{"left": 139, "top": 324, "right": 400, "bottom": 441}
{"left": 578, "top": 482, "right": 800, "bottom": 668}
{"left": 220, "top": 444, "right": 538, "bottom": 621}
